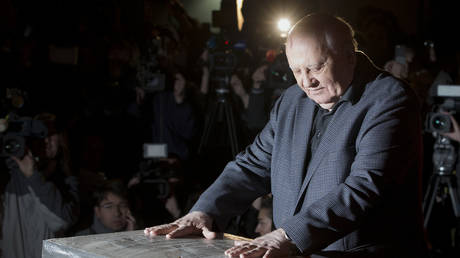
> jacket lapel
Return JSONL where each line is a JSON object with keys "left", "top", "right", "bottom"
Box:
{"left": 293, "top": 102, "right": 349, "bottom": 211}
{"left": 288, "top": 96, "right": 315, "bottom": 215}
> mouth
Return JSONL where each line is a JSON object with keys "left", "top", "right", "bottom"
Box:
{"left": 113, "top": 219, "right": 125, "bottom": 227}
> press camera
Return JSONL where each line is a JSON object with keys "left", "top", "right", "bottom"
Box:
{"left": 0, "top": 114, "right": 48, "bottom": 158}
{"left": 264, "top": 51, "right": 295, "bottom": 89}
{"left": 425, "top": 85, "right": 460, "bottom": 133}
{"left": 423, "top": 84, "right": 460, "bottom": 229}
{"left": 205, "top": 35, "right": 248, "bottom": 95}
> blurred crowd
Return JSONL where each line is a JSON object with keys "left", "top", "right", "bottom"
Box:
{"left": 0, "top": 0, "right": 460, "bottom": 257}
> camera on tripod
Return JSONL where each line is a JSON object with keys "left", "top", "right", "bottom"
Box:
{"left": 197, "top": 36, "right": 247, "bottom": 157}
{"left": 0, "top": 114, "right": 48, "bottom": 158}
{"left": 424, "top": 85, "right": 460, "bottom": 174}
{"left": 209, "top": 50, "right": 237, "bottom": 94}
{"left": 423, "top": 84, "right": 460, "bottom": 227}
{"left": 205, "top": 35, "right": 245, "bottom": 95}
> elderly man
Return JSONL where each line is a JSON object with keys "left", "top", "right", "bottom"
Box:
{"left": 145, "top": 13, "right": 425, "bottom": 257}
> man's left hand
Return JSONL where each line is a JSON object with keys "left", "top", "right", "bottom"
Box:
{"left": 225, "top": 228, "right": 296, "bottom": 258}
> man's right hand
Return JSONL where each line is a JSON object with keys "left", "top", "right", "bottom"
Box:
{"left": 144, "top": 211, "right": 217, "bottom": 239}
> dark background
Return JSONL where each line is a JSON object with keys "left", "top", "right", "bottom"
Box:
{"left": 1, "top": 0, "right": 460, "bottom": 256}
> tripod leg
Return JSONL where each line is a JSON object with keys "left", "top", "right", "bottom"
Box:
{"left": 198, "top": 101, "right": 219, "bottom": 155}
{"left": 424, "top": 175, "right": 442, "bottom": 228}
{"left": 423, "top": 174, "right": 436, "bottom": 212}
{"left": 446, "top": 177, "right": 460, "bottom": 218}
{"left": 224, "top": 101, "right": 239, "bottom": 157}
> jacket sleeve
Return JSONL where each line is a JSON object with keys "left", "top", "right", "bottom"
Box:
{"left": 190, "top": 92, "right": 284, "bottom": 231}
{"left": 27, "top": 171, "right": 80, "bottom": 232}
{"left": 279, "top": 83, "right": 422, "bottom": 253}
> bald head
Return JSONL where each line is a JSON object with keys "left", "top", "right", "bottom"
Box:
{"left": 285, "top": 13, "right": 357, "bottom": 110}
{"left": 287, "top": 13, "right": 357, "bottom": 57}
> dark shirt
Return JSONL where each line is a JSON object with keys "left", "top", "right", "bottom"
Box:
{"left": 308, "top": 107, "right": 333, "bottom": 159}
{"left": 306, "top": 85, "right": 355, "bottom": 166}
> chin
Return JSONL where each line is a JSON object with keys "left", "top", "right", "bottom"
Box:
{"left": 111, "top": 223, "right": 127, "bottom": 232}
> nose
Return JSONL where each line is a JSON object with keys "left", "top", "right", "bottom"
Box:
{"left": 299, "top": 70, "right": 316, "bottom": 88}
{"left": 114, "top": 205, "right": 122, "bottom": 216}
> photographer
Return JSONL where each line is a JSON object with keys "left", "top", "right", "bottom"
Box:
{"left": 199, "top": 47, "right": 273, "bottom": 136}
{"left": 142, "top": 69, "right": 197, "bottom": 162}
{"left": 2, "top": 113, "right": 79, "bottom": 258}
{"left": 231, "top": 61, "right": 289, "bottom": 140}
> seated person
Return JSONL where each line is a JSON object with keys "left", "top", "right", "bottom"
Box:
{"left": 76, "top": 180, "right": 136, "bottom": 235}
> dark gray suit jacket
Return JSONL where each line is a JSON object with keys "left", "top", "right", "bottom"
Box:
{"left": 192, "top": 53, "right": 425, "bottom": 256}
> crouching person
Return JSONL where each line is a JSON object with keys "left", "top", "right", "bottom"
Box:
{"left": 76, "top": 180, "right": 136, "bottom": 235}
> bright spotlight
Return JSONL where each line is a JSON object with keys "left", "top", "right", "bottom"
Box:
{"left": 277, "top": 18, "right": 291, "bottom": 32}
{"left": 277, "top": 18, "right": 291, "bottom": 38}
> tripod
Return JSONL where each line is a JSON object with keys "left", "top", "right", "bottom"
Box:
{"left": 423, "top": 135, "right": 460, "bottom": 228}
{"left": 198, "top": 88, "right": 239, "bottom": 157}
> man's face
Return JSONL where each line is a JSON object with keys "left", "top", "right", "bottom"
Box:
{"left": 95, "top": 192, "right": 129, "bottom": 231}
{"left": 174, "top": 73, "right": 186, "bottom": 94}
{"left": 286, "top": 34, "right": 355, "bottom": 110}
{"left": 44, "top": 134, "right": 59, "bottom": 159}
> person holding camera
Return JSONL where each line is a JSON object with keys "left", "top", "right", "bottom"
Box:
{"left": 228, "top": 64, "right": 273, "bottom": 140}
{"left": 2, "top": 113, "right": 79, "bottom": 258}
{"left": 135, "top": 69, "right": 197, "bottom": 162}
{"left": 145, "top": 13, "right": 426, "bottom": 257}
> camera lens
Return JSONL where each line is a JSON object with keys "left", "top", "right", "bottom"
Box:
{"left": 431, "top": 114, "right": 451, "bottom": 131}
{"left": 4, "top": 138, "right": 22, "bottom": 155}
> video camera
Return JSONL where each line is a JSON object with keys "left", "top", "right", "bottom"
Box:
{"left": 205, "top": 35, "right": 248, "bottom": 95}
{"left": 0, "top": 114, "right": 48, "bottom": 158}
{"left": 132, "top": 143, "right": 172, "bottom": 199}
{"left": 425, "top": 85, "right": 460, "bottom": 133}
{"left": 264, "top": 52, "right": 295, "bottom": 89}
{"left": 422, "top": 84, "right": 460, "bottom": 228}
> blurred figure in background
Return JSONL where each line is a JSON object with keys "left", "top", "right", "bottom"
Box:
{"left": 136, "top": 68, "right": 197, "bottom": 163}
{"left": 76, "top": 180, "right": 136, "bottom": 236}
{"left": 2, "top": 112, "right": 79, "bottom": 258}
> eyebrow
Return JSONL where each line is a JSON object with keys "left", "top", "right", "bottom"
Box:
{"left": 291, "top": 59, "right": 327, "bottom": 71}
{"left": 307, "top": 60, "right": 327, "bottom": 69}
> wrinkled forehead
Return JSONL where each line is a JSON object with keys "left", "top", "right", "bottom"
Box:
{"left": 286, "top": 32, "right": 327, "bottom": 53}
